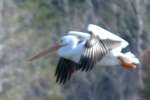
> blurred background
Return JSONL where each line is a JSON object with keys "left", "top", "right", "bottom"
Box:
{"left": 0, "top": 0, "right": 150, "bottom": 100}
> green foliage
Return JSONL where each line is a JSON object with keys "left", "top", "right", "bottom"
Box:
{"left": 68, "top": 0, "right": 86, "bottom": 6}
{"left": 43, "top": 94, "right": 65, "bottom": 100}
{"left": 16, "top": 0, "right": 65, "bottom": 30}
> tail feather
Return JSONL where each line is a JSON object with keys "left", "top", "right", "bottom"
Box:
{"left": 124, "top": 52, "right": 140, "bottom": 64}
{"left": 118, "top": 55, "right": 139, "bottom": 70}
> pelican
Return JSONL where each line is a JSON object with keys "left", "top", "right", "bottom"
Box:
{"left": 29, "top": 24, "right": 140, "bottom": 84}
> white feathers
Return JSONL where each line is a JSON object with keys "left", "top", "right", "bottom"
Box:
{"left": 88, "top": 24, "right": 129, "bottom": 48}
{"left": 68, "top": 31, "right": 90, "bottom": 39}
{"left": 122, "top": 52, "right": 140, "bottom": 64}
{"left": 68, "top": 24, "right": 128, "bottom": 49}
{"left": 58, "top": 35, "right": 86, "bottom": 63}
{"left": 87, "top": 24, "right": 131, "bottom": 61}
{"left": 58, "top": 24, "right": 140, "bottom": 66}
{"left": 55, "top": 24, "right": 140, "bottom": 84}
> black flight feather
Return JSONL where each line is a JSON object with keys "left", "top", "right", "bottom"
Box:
{"left": 55, "top": 57, "right": 78, "bottom": 84}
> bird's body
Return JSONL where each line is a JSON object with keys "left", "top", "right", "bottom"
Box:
{"left": 29, "top": 24, "right": 140, "bottom": 84}
{"left": 57, "top": 35, "right": 85, "bottom": 63}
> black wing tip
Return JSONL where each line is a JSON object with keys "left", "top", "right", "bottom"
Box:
{"left": 56, "top": 77, "right": 70, "bottom": 84}
{"left": 55, "top": 57, "right": 77, "bottom": 84}
{"left": 55, "top": 70, "right": 73, "bottom": 84}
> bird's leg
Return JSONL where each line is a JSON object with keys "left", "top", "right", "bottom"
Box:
{"left": 117, "top": 56, "right": 137, "bottom": 70}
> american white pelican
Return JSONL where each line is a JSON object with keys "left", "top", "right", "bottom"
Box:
{"left": 29, "top": 24, "right": 140, "bottom": 84}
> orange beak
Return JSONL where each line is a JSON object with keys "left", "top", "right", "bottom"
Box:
{"left": 28, "top": 44, "right": 62, "bottom": 61}
{"left": 118, "top": 56, "right": 137, "bottom": 70}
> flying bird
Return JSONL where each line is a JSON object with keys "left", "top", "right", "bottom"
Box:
{"left": 29, "top": 24, "right": 140, "bottom": 84}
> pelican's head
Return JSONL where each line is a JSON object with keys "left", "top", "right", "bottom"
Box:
{"left": 57, "top": 35, "right": 79, "bottom": 58}
{"left": 29, "top": 35, "right": 79, "bottom": 61}
{"left": 59, "top": 35, "right": 79, "bottom": 47}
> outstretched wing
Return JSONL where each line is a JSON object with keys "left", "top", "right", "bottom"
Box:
{"left": 55, "top": 57, "right": 78, "bottom": 84}
{"left": 78, "top": 37, "right": 121, "bottom": 71}
{"left": 68, "top": 31, "right": 90, "bottom": 39}
{"left": 88, "top": 24, "right": 129, "bottom": 48}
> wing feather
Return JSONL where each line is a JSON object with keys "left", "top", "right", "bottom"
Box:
{"left": 89, "top": 48, "right": 95, "bottom": 70}
{"left": 85, "top": 48, "right": 92, "bottom": 71}
{"left": 55, "top": 57, "right": 77, "bottom": 84}
{"left": 88, "top": 24, "right": 128, "bottom": 48}
{"left": 79, "top": 37, "right": 121, "bottom": 71}
{"left": 68, "top": 31, "right": 90, "bottom": 39}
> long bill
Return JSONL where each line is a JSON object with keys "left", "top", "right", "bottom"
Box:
{"left": 28, "top": 44, "right": 62, "bottom": 61}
